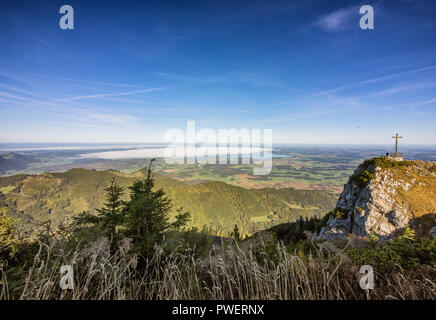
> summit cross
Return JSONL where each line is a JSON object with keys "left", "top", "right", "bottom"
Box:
{"left": 392, "top": 133, "right": 403, "bottom": 153}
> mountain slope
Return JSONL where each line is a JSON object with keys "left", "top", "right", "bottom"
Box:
{"left": 0, "top": 152, "right": 35, "bottom": 175}
{"left": 0, "top": 167, "right": 336, "bottom": 235}
{"left": 318, "top": 158, "right": 436, "bottom": 240}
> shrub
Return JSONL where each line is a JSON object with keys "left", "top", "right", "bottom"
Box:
{"left": 362, "top": 157, "right": 413, "bottom": 170}
{"left": 332, "top": 208, "right": 347, "bottom": 219}
{"left": 346, "top": 237, "right": 436, "bottom": 269}
{"left": 230, "top": 224, "right": 241, "bottom": 241}
{"left": 0, "top": 207, "right": 30, "bottom": 259}
{"left": 355, "top": 206, "right": 364, "bottom": 214}
{"left": 165, "top": 226, "right": 213, "bottom": 258}
{"left": 399, "top": 226, "right": 416, "bottom": 241}
{"left": 267, "top": 215, "right": 329, "bottom": 244}
{"left": 368, "top": 233, "right": 379, "bottom": 242}
{"left": 352, "top": 170, "right": 375, "bottom": 188}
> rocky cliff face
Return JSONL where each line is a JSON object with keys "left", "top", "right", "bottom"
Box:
{"left": 318, "top": 158, "right": 436, "bottom": 241}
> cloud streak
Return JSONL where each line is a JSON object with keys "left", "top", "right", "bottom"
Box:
{"left": 411, "top": 97, "right": 436, "bottom": 109}
{"left": 312, "top": 65, "right": 436, "bottom": 96}
{"left": 29, "top": 74, "right": 153, "bottom": 89}
{"left": 51, "top": 87, "right": 166, "bottom": 102}
{"left": 314, "top": 6, "right": 357, "bottom": 31}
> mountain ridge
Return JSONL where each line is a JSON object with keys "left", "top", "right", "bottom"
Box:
{"left": 0, "top": 167, "right": 337, "bottom": 236}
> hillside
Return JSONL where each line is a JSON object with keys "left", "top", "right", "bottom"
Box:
{"left": 0, "top": 152, "right": 35, "bottom": 175}
{"left": 0, "top": 167, "right": 336, "bottom": 235}
{"left": 318, "top": 158, "right": 436, "bottom": 240}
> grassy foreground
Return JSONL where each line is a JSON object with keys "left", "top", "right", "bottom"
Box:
{"left": 1, "top": 235, "right": 435, "bottom": 300}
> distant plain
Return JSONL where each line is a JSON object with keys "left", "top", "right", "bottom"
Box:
{"left": 2, "top": 143, "right": 435, "bottom": 193}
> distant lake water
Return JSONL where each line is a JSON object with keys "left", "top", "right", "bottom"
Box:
{"left": 1, "top": 143, "right": 435, "bottom": 162}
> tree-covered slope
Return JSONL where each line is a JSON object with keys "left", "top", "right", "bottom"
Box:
{"left": 0, "top": 167, "right": 336, "bottom": 235}
{"left": 0, "top": 153, "right": 35, "bottom": 175}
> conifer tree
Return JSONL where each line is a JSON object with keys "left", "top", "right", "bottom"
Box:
{"left": 73, "top": 178, "right": 125, "bottom": 250}
{"left": 231, "top": 224, "right": 241, "bottom": 241}
{"left": 123, "top": 160, "right": 190, "bottom": 256}
{"left": 96, "top": 178, "right": 125, "bottom": 245}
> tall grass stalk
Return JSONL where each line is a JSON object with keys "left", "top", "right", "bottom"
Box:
{"left": 1, "top": 238, "right": 435, "bottom": 300}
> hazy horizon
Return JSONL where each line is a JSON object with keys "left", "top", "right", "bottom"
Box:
{"left": 1, "top": 142, "right": 436, "bottom": 154}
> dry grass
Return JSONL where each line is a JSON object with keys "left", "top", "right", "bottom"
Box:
{"left": 1, "top": 236, "right": 435, "bottom": 300}
{"left": 387, "top": 161, "right": 436, "bottom": 218}
{"left": 384, "top": 162, "right": 436, "bottom": 237}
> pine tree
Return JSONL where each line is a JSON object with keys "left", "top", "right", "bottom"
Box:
{"left": 171, "top": 207, "right": 191, "bottom": 232}
{"left": 231, "top": 224, "right": 241, "bottom": 241}
{"left": 96, "top": 178, "right": 125, "bottom": 244}
{"left": 73, "top": 178, "right": 125, "bottom": 250}
{"left": 123, "top": 160, "right": 190, "bottom": 256}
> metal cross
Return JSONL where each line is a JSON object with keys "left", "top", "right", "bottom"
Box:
{"left": 392, "top": 133, "right": 403, "bottom": 153}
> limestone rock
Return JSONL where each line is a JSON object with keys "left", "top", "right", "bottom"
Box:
{"left": 318, "top": 158, "right": 436, "bottom": 241}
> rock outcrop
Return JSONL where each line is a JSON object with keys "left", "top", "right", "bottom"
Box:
{"left": 318, "top": 158, "right": 436, "bottom": 241}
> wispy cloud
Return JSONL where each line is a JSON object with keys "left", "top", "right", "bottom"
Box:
{"left": 411, "top": 97, "right": 436, "bottom": 109}
{"left": 52, "top": 87, "right": 166, "bottom": 102}
{"left": 312, "top": 65, "right": 436, "bottom": 96}
{"left": 86, "top": 112, "right": 138, "bottom": 124}
{"left": 366, "top": 81, "right": 436, "bottom": 97}
{"left": 264, "top": 100, "right": 293, "bottom": 108}
{"left": 0, "top": 78, "right": 151, "bottom": 128}
{"left": 29, "top": 74, "right": 152, "bottom": 89}
{"left": 314, "top": 6, "right": 357, "bottom": 31}
{"left": 0, "top": 90, "right": 37, "bottom": 102}
{"left": 155, "top": 71, "right": 284, "bottom": 88}
{"left": 260, "top": 93, "right": 367, "bottom": 123}
{"left": 0, "top": 83, "right": 41, "bottom": 97}
{"left": 267, "top": 68, "right": 428, "bottom": 109}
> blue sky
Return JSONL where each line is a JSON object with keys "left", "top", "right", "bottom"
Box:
{"left": 0, "top": 0, "right": 435, "bottom": 144}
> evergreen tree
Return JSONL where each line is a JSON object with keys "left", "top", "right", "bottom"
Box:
{"left": 96, "top": 178, "right": 125, "bottom": 242}
{"left": 171, "top": 207, "right": 191, "bottom": 232}
{"left": 231, "top": 224, "right": 241, "bottom": 241}
{"left": 73, "top": 178, "right": 125, "bottom": 250}
{"left": 123, "top": 160, "right": 190, "bottom": 256}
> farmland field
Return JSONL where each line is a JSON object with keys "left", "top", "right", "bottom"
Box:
{"left": 1, "top": 144, "right": 435, "bottom": 194}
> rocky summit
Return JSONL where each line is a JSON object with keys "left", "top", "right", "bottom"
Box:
{"left": 318, "top": 157, "right": 436, "bottom": 241}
